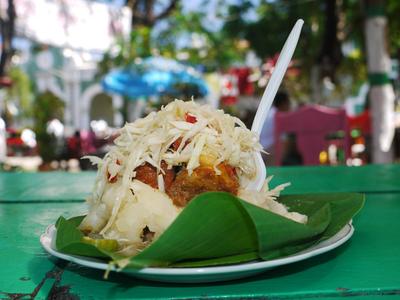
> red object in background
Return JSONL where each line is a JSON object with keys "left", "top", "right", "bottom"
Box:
{"left": 6, "top": 129, "right": 23, "bottom": 146}
{"left": 7, "top": 137, "right": 24, "bottom": 146}
{"left": 221, "top": 96, "right": 237, "bottom": 106}
{"left": 6, "top": 128, "right": 37, "bottom": 156}
{"left": 348, "top": 110, "right": 371, "bottom": 135}
{"left": 220, "top": 74, "right": 239, "bottom": 106}
{"left": 274, "top": 105, "right": 351, "bottom": 166}
{"left": 80, "top": 130, "right": 97, "bottom": 155}
{"left": 229, "top": 67, "right": 254, "bottom": 95}
{"left": 0, "top": 76, "right": 13, "bottom": 88}
{"left": 262, "top": 54, "right": 300, "bottom": 79}
{"left": 67, "top": 135, "right": 81, "bottom": 159}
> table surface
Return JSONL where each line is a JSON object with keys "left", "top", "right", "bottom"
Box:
{"left": 1, "top": 164, "right": 400, "bottom": 299}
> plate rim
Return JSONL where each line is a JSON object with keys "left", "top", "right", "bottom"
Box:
{"left": 40, "top": 222, "right": 354, "bottom": 276}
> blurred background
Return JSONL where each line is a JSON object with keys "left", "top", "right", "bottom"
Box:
{"left": 0, "top": 0, "right": 399, "bottom": 172}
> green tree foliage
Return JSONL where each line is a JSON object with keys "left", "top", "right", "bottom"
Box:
{"left": 98, "top": 1, "right": 248, "bottom": 76}
{"left": 223, "top": 1, "right": 323, "bottom": 62}
{"left": 387, "top": 1, "right": 400, "bottom": 51}
{"left": 3, "top": 67, "right": 34, "bottom": 124}
{"left": 221, "top": 0, "right": 376, "bottom": 102}
{"left": 223, "top": 0, "right": 400, "bottom": 98}
{"left": 32, "top": 91, "right": 64, "bottom": 162}
{"left": 97, "top": 26, "right": 152, "bottom": 78}
{"left": 155, "top": 9, "right": 247, "bottom": 71}
{"left": 97, "top": 0, "right": 178, "bottom": 77}
{"left": 98, "top": 0, "right": 399, "bottom": 103}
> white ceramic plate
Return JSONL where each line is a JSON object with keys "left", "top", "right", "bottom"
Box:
{"left": 40, "top": 223, "right": 353, "bottom": 283}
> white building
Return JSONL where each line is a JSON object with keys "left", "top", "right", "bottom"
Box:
{"left": 33, "top": 48, "right": 124, "bottom": 131}
{"left": 1, "top": 0, "right": 131, "bottom": 131}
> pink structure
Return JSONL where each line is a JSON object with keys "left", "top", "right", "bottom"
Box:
{"left": 274, "top": 105, "right": 350, "bottom": 165}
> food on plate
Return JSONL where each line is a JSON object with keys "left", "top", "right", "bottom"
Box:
{"left": 79, "top": 100, "right": 307, "bottom": 256}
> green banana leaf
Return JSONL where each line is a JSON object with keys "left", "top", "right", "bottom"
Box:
{"left": 55, "top": 192, "right": 364, "bottom": 268}
{"left": 56, "top": 216, "right": 109, "bottom": 258}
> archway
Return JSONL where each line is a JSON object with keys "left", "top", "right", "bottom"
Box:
{"left": 89, "top": 93, "right": 114, "bottom": 126}
{"left": 80, "top": 83, "right": 123, "bottom": 129}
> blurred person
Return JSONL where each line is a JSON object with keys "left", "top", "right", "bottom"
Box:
{"left": 47, "top": 119, "right": 65, "bottom": 160}
{"left": 80, "top": 128, "right": 97, "bottom": 156}
{"left": 281, "top": 132, "right": 303, "bottom": 166}
{"left": 260, "top": 91, "right": 291, "bottom": 165}
{"left": 79, "top": 128, "right": 98, "bottom": 171}
{"left": 67, "top": 130, "right": 82, "bottom": 159}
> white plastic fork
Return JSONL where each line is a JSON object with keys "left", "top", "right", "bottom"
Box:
{"left": 247, "top": 19, "right": 304, "bottom": 191}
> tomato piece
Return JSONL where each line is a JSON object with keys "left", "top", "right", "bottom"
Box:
{"left": 171, "top": 138, "right": 182, "bottom": 151}
{"left": 222, "top": 164, "right": 237, "bottom": 178}
{"left": 134, "top": 161, "right": 175, "bottom": 190}
{"left": 171, "top": 137, "right": 191, "bottom": 151}
{"left": 185, "top": 113, "right": 197, "bottom": 123}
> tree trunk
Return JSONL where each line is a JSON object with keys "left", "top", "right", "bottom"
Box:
{"left": 0, "top": 0, "right": 16, "bottom": 78}
{"left": 317, "top": 0, "right": 343, "bottom": 80}
{"left": 312, "top": 0, "right": 343, "bottom": 103}
{"left": 127, "top": 0, "right": 178, "bottom": 28}
{"left": 364, "top": 0, "right": 395, "bottom": 163}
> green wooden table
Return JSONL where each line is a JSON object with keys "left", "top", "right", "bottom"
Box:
{"left": 1, "top": 165, "right": 400, "bottom": 299}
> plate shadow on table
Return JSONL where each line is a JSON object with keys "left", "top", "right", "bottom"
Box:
{"left": 35, "top": 240, "right": 352, "bottom": 293}
{"left": 248, "top": 241, "right": 351, "bottom": 280}
{"left": 24, "top": 255, "right": 74, "bottom": 298}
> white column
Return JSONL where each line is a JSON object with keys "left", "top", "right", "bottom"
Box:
{"left": 72, "top": 70, "right": 82, "bottom": 129}
{"left": 112, "top": 95, "right": 124, "bottom": 127}
{"left": 63, "top": 77, "right": 73, "bottom": 128}
{"left": 128, "top": 98, "right": 146, "bottom": 122}
{"left": 64, "top": 68, "right": 82, "bottom": 130}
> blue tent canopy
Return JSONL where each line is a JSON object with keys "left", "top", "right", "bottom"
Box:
{"left": 102, "top": 57, "right": 209, "bottom": 99}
